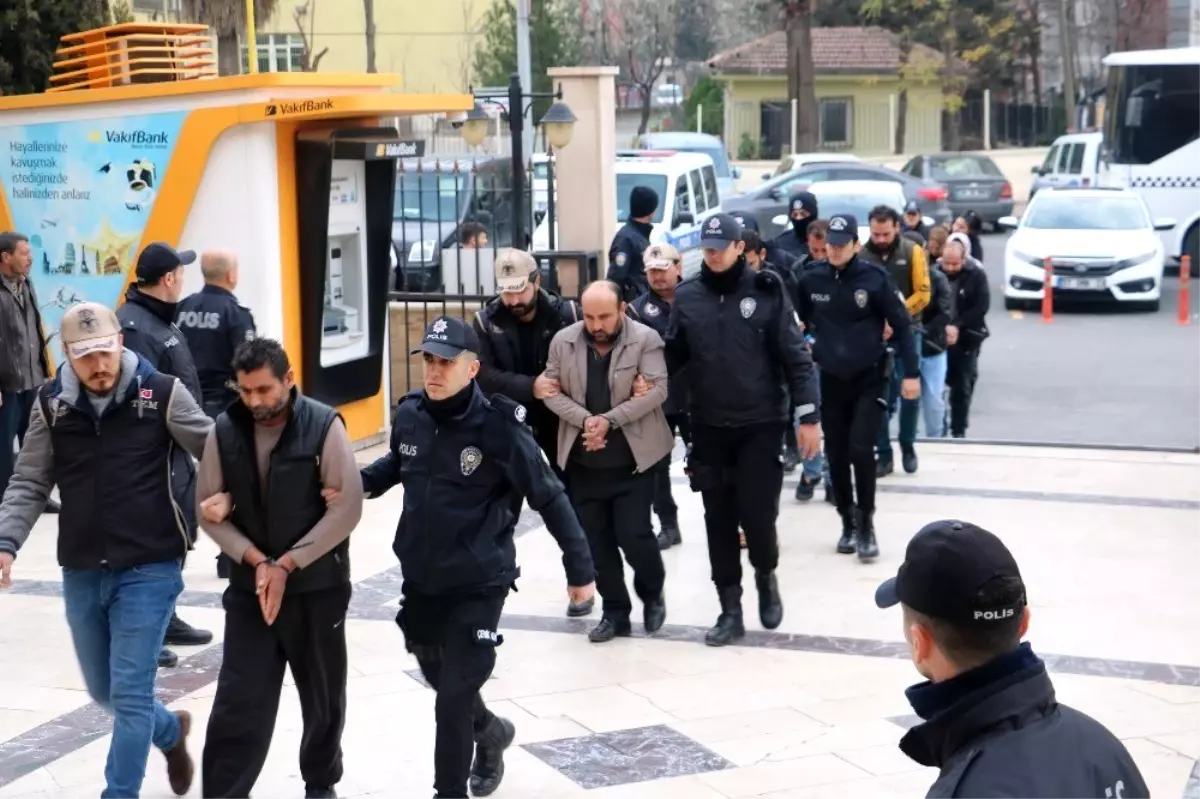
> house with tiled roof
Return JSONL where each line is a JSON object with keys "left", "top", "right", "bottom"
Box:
{"left": 708, "top": 27, "right": 946, "bottom": 158}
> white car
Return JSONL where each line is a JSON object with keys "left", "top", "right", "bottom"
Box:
{"left": 998, "top": 188, "right": 1176, "bottom": 312}
{"left": 770, "top": 180, "right": 927, "bottom": 244}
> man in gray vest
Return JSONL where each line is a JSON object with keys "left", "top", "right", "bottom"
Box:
{"left": 194, "top": 337, "right": 363, "bottom": 799}
{"left": 0, "top": 302, "right": 212, "bottom": 798}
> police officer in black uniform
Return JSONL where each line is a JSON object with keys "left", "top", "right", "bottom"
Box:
{"left": 176, "top": 250, "right": 257, "bottom": 419}
{"left": 117, "top": 241, "right": 213, "bottom": 664}
{"left": 664, "top": 213, "right": 821, "bottom": 647}
{"left": 626, "top": 243, "right": 687, "bottom": 549}
{"left": 607, "top": 186, "right": 658, "bottom": 300}
{"left": 796, "top": 214, "right": 919, "bottom": 562}
{"left": 360, "top": 316, "right": 595, "bottom": 799}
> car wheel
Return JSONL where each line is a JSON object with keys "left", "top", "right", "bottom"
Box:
{"left": 1003, "top": 297, "right": 1023, "bottom": 311}
{"left": 1184, "top": 224, "right": 1199, "bottom": 277}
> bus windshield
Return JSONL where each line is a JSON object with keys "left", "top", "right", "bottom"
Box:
{"left": 1105, "top": 62, "right": 1200, "bottom": 165}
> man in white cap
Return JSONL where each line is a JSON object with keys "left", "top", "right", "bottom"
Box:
{"left": 0, "top": 302, "right": 212, "bottom": 799}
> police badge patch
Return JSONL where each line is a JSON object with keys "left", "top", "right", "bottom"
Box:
{"left": 740, "top": 297, "right": 757, "bottom": 318}
{"left": 514, "top": 404, "right": 527, "bottom": 423}
{"left": 615, "top": 252, "right": 627, "bottom": 267}
{"left": 644, "top": 303, "right": 660, "bottom": 316}
{"left": 460, "top": 446, "right": 483, "bottom": 476}
{"left": 854, "top": 289, "right": 868, "bottom": 308}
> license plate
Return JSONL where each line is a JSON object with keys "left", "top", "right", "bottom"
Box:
{"left": 1054, "top": 276, "right": 1106, "bottom": 290}
{"left": 955, "top": 188, "right": 989, "bottom": 200}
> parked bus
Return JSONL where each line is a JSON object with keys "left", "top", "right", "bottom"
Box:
{"left": 1099, "top": 47, "right": 1200, "bottom": 271}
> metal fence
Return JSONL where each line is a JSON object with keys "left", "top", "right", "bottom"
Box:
{"left": 385, "top": 154, "right": 599, "bottom": 403}
{"left": 957, "top": 94, "right": 1069, "bottom": 149}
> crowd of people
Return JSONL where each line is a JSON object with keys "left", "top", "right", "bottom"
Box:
{"left": 0, "top": 190, "right": 1151, "bottom": 799}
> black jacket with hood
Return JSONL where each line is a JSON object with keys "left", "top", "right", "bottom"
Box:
{"left": 766, "top": 190, "right": 819, "bottom": 272}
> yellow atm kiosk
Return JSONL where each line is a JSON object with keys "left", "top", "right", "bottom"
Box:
{"left": 0, "top": 23, "right": 471, "bottom": 445}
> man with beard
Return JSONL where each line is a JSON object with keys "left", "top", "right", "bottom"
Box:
{"left": 472, "top": 249, "right": 588, "bottom": 617}
{"left": 543, "top": 281, "right": 673, "bottom": 643}
{"left": 0, "top": 303, "right": 211, "bottom": 798}
{"left": 194, "top": 337, "right": 363, "bottom": 799}
{"left": 626, "top": 244, "right": 688, "bottom": 549}
{"left": 664, "top": 213, "right": 821, "bottom": 646}
{"left": 607, "top": 186, "right": 658, "bottom": 300}
{"left": 118, "top": 242, "right": 213, "bottom": 666}
{"left": 766, "top": 190, "right": 819, "bottom": 271}
{"left": 939, "top": 236, "right": 990, "bottom": 439}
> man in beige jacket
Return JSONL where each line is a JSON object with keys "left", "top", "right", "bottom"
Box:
{"left": 543, "top": 281, "right": 674, "bottom": 643}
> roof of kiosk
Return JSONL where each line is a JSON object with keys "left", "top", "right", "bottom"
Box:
{"left": 0, "top": 23, "right": 467, "bottom": 117}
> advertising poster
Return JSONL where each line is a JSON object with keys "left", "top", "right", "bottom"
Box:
{"left": 0, "top": 111, "right": 187, "bottom": 362}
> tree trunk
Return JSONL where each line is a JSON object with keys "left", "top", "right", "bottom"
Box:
{"left": 363, "top": 0, "right": 377, "bottom": 72}
{"left": 786, "top": 0, "right": 819, "bottom": 152}
{"left": 638, "top": 94, "right": 652, "bottom": 135}
{"left": 895, "top": 87, "right": 908, "bottom": 154}
{"left": 1059, "top": 0, "right": 1078, "bottom": 129}
{"left": 218, "top": 30, "right": 241, "bottom": 76}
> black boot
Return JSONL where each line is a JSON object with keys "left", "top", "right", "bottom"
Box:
{"left": 656, "top": 520, "right": 681, "bottom": 549}
{"left": 755, "top": 571, "right": 783, "bottom": 630}
{"left": 705, "top": 586, "right": 745, "bottom": 647}
{"left": 794, "top": 474, "right": 817, "bottom": 502}
{"left": 902, "top": 448, "right": 919, "bottom": 474}
{"left": 588, "top": 615, "right": 632, "bottom": 643}
{"left": 304, "top": 787, "right": 337, "bottom": 798}
{"left": 876, "top": 457, "right": 894, "bottom": 477}
{"left": 836, "top": 508, "right": 857, "bottom": 555}
{"left": 163, "top": 613, "right": 213, "bottom": 647}
{"left": 157, "top": 648, "right": 178, "bottom": 668}
{"left": 643, "top": 595, "right": 666, "bottom": 633}
{"left": 857, "top": 509, "right": 879, "bottom": 562}
{"left": 469, "top": 716, "right": 516, "bottom": 797}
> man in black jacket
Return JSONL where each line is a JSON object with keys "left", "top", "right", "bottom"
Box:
{"left": 918, "top": 267, "right": 953, "bottom": 438}
{"left": 876, "top": 520, "right": 1148, "bottom": 798}
{"left": 796, "top": 214, "right": 919, "bottom": 561}
{"left": 118, "top": 242, "right": 213, "bottom": 664}
{"left": 665, "top": 213, "right": 821, "bottom": 646}
{"left": 766, "top": 190, "right": 819, "bottom": 271}
{"left": 627, "top": 243, "right": 688, "bottom": 549}
{"left": 608, "top": 186, "right": 658, "bottom": 300}
{"left": 360, "top": 316, "right": 595, "bottom": 799}
{"left": 941, "top": 238, "right": 990, "bottom": 438}
{"left": 0, "top": 302, "right": 211, "bottom": 798}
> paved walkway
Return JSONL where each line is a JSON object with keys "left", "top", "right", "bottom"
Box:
{"left": 0, "top": 442, "right": 1197, "bottom": 798}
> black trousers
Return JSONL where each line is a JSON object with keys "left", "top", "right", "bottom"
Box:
{"left": 397, "top": 589, "right": 507, "bottom": 799}
{"left": 202, "top": 583, "right": 351, "bottom": 797}
{"left": 947, "top": 346, "right": 980, "bottom": 437}
{"left": 821, "top": 364, "right": 888, "bottom": 515}
{"left": 652, "top": 413, "right": 690, "bottom": 526}
{"left": 689, "top": 422, "right": 784, "bottom": 588}
{"left": 568, "top": 465, "right": 664, "bottom": 617}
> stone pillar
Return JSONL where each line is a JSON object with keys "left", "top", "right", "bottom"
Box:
{"left": 546, "top": 66, "right": 619, "bottom": 289}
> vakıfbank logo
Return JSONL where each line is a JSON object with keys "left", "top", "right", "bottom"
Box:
{"left": 87, "top": 128, "right": 170, "bottom": 148}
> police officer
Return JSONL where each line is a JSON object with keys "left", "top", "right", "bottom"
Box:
{"left": 796, "top": 214, "right": 919, "bottom": 562}
{"left": 876, "top": 520, "right": 1148, "bottom": 797}
{"left": 766, "top": 190, "right": 819, "bottom": 270}
{"left": 360, "top": 316, "right": 595, "bottom": 799}
{"left": 627, "top": 243, "right": 688, "bottom": 549}
{"left": 607, "top": 186, "right": 658, "bottom": 300}
{"left": 118, "top": 241, "right": 213, "bottom": 664}
{"left": 176, "top": 250, "right": 257, "bottom": 419}
{"left": 664, "top": 213, "right": 821, "bottom": 647}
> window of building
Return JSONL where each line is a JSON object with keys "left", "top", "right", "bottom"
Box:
{"left": 241, "top": 34, "right": 306, "bottom": 73}
{"left": 818, "top": 99, "right": 852, "bottom": 148}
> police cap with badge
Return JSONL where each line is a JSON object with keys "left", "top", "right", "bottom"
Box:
{"left": 825, "top": 213, "right": 858, "bottom": 246}
{"left": 700, "top": 213, "right": 743, "bottom": 250}
{"left": 411, "top": 315, "right": 480, "bottom": 360}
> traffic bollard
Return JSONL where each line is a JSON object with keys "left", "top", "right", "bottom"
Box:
{"left": 1180, "top": 255, "right": 1191, "bottom": 326}
{"left": 1041, "top": 257, "right": 1054, "bottom": 323}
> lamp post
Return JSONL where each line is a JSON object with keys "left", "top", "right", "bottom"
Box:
{"left": 460, "top": 73, "right": 576, "bottom": 251}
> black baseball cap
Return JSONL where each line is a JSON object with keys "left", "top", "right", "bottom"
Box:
{"left": 411, "top": 315, "right": 480, "bottom": 359}
{"left": 825, "top": 214, "right": 858, "bottom": 246}
{"left": 904, "top": 200, "right": 921, "bottom": 214}
{"left": 875, "top": 520, "right": 1027, "bottom": 625}
{"left": 136, "top": 242, "right": 195, "bottom": 284}
{"left": 731, "top": 212, "right": 758, "bottom": 232}
{"left": 700, "top": 213, "right": 743, "bottom": 249}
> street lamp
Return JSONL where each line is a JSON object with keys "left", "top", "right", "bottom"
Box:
{"left": 462, "top": 73, "right": 576, "bottom": 251}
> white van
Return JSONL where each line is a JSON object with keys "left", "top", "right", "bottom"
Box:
{"left": 532, "top": 150, "right": 723, "bottom": 276}
{"left": 1029, "top": 131, "right": 1103, "bottom": 200}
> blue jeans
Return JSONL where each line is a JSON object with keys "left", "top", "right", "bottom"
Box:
{"left": 876, "top": 332, "right": 922, "bottom": 459}
{"left": 919, "top": 352, "right": 948, "bottom": 437}
{"left": 63, "top": 560, "right": 184, "bottom": 798}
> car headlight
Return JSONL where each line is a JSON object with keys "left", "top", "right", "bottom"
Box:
{"left": 1113, "top": 251, "right": 1156, "bottom": 270}
{"left": 407, "top": 240, "right": 437, "bottom": 264}
{"left": 1011, "top": 249, "right": 1044, "bottom": 267}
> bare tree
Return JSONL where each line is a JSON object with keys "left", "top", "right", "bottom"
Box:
{"left": 293, "top": 0, "right": 328, "bottom": 71}
{"left": 181, "top": 0, "right": 280, "bottom": 75}
{"left": 605, "top": 0, "right": 675, "bottom": 135}
{"left": 781, "top": 0, "right": 819, "bottom": 153}
{"left": 364, "top": 0, "right": 377, "bottom": 72}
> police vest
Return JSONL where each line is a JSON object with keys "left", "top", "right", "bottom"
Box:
{"left": 39, "top": 371, "right": 188, "bottom": 570}
{"left": 215, "top": 392, "right": 349, "bottom": 594}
